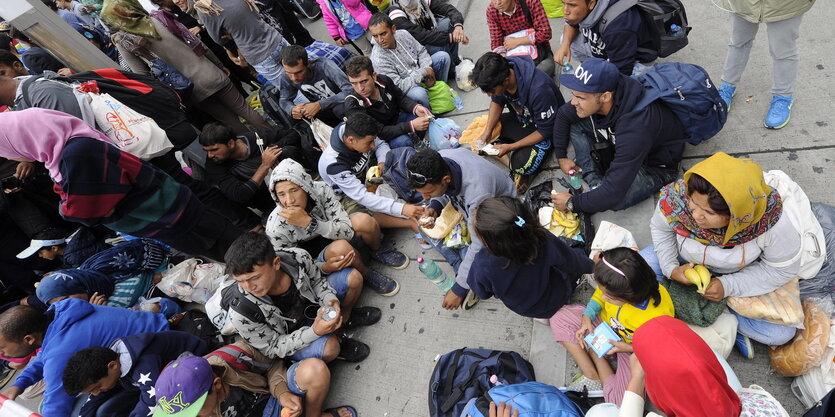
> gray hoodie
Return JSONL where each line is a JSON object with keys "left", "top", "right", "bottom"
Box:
{"left": 370, "top": 29, "right": 432, "bottom": 93}
{"left": 265, "top": 159, "right": 354, "bottom": 255}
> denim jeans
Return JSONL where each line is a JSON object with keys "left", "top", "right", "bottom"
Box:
{"left": 570, "top": 119, "right": 679, "bottom": 211}
{"left": 387, "top": 113, "right": 419, "bottom": 148}
{"left": 430, "top": 50, "right": 452, "bottom": 84}
{"left": 425, "top": 17, "right": 460, "bottom": 72}
{"left": 251, "top": 41, "right": 291, "bottom": 86}
{"left": 419, "top": 229, "right": 468, "bottom": 274}
{"left": 406, "top": 86, "right": 431, "bottom": 109}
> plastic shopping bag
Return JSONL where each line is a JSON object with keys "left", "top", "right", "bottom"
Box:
{"left": 87, "top": 92, "right": 173, "bottom": 160}
{"left": 427, "top": 118, "right": 462, "bottom": 151}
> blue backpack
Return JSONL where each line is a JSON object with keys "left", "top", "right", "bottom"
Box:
{"left": 633, "top": 62, "right": 728, "bottom": 145}
{"left": 383, "top": 146, "right": 422, "bottom": 204}
{"left": 461, "top": 382, "right": 585, "bottom": 417}
{"left": 428, "top": 349, "right": 535, "bottom": 417}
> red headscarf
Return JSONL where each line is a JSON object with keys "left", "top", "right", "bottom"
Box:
{"left": 632, "top": 316, "right": 741, "bottom": 417}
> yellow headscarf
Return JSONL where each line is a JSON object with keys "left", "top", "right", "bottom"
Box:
{"left": 101, "top": 0, "right": 160, "bottom": 39}
{"left": 683, "top": 152, "right": 772, "bottom": 245}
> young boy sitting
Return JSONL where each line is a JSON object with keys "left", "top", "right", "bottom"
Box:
{"left": 266, "top": 158, "right": 400, "bottom": 297}
{"left": 62, "top": 331, "right": 207, "bottom": 417}
{"left": 218, "top": 233, "right": 377, "bottom": 364}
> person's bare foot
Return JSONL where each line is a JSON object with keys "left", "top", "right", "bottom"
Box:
{"left": 322, "top": 406, "right": 356, "bottom": 417}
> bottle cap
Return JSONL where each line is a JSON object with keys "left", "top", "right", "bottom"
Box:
{"left": 568, "top": 169, "right": 576, "bottom": 175}
{"left": 490, "top": 375, "right": 498, "bottom": 383}
{"left": 417, "top": 257, "right": 425, "bottom": 263}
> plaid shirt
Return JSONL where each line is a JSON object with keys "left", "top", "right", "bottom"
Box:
{"left": 305, "top": 41, "right": 355, "bottom": 70}
{"left": 486, "top": 0, "right": 552, "bottom": 52}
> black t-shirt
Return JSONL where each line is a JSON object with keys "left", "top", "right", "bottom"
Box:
{"left": 270, "top": 281, "right": 317, "bottom": 333}
{"left": 220, "top": 386, "right": 269, "bottom": 417}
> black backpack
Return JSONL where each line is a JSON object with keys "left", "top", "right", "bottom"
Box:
{"left": 804, "top": 387, "right": 835, "bottom": 417}
{"left": 598, "top": 0, "right": 690, "bottom": 58}
{"left": 172, "top": 309, "right": 227, "bottom": 351}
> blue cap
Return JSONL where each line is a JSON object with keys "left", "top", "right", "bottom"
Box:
{"left": 558, "top": 58, "right": 620, "bottom": 94}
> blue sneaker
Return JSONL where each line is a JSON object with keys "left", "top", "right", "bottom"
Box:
{"left": 764, "top": 95, "right": 793, "bottom": 129}
{"left": 372, "top": 248, "right": 409, "bottom": 270}
{"left": 735, "top": 333, "right": 754, "bottom": 359}
{"left": 717, "top": 83, "right": 736, "bottom": 112}
{"left": 364, "top": 269, "right": 400, "bottom": 296}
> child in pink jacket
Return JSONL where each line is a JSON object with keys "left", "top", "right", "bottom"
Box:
{"left": 317, "top": 0, "right": 373, "bottom": 55}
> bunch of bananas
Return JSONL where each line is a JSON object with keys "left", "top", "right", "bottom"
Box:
{"left": 684, "top": 265, "right": 712, "bottom": 294}
{"left": 549, "top": 210, "right": 581, "bottom": 238}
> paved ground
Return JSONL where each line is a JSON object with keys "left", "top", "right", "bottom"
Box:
{"left": 4, "top": 0, "right": 835, "bottom": 415}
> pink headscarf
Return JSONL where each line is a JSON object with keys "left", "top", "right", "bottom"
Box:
{"left": 0, "top": 108, "right": 111, "bottom": 182}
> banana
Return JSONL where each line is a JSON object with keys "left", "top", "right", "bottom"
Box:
{"left": 684, "top": 268, "right": 702, "bottom": 289}
{"left": 693, "top": 265, "right": 712, "bottom": 292}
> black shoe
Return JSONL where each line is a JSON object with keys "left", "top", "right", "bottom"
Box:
{"left": 343, "top": 306, "right": 381, "bottom": 329}
{"left": 336, "top": 337, "right": 370, "bottom": 362}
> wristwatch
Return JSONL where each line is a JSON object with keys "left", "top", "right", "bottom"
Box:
{"left": 566, "top": 197, "right": 575, "bottom": 213}
{"left": 305, "top": 217, "right": 319, "bottom": 233}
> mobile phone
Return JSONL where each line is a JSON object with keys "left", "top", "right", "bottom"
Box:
{"left": 0, "top": 176, "right": 21, "bottom": 190}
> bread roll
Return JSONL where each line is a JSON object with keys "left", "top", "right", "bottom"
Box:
{"left": 769, "top": 301, "right": 830, "bottom": 376}
{"left": 421, "top": 203, "right": 463, "bottom": 240}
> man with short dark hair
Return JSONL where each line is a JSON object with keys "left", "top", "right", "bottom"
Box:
{"left": 368, "top": 12, "right": 448, "bottom": 108}
{"left": 550, "top": 58, "right": 686, "bottom": 214}
{"left": 555, "top": 0, "right": 657, "bottom": 75}
{"left": 279, "top": 45, "right": 353, "bottom": 128}
{"left": 0, "top": 300, "right": 168, "bottom": 417}
{"left": 344, "top": 56, "right": 433, "bottom": 148}
{"left": 470, "top": 52, "right": 564, "bottom": 188}
{"left": 387, "top": 0, "right": 468, "bottom": 75}
{"left": 199, "top": 122, "right": 306, "bottom": 213}
{"left": 407, "top": 148, "right": 516, "bottom": 310}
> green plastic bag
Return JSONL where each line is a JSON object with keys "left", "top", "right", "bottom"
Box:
{"left": 423, "top": 80, "right": 456, "bottom": 114}
{"left": 540, "top": 0, "right": 563, "bottom": 18}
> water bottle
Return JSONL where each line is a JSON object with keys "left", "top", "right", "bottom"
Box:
{"left": 490, "top": 375, "right": 506, "bottom": 386}
{"left": 417, "top": 257, "right": 454, "bottom": 292}
{"left": 450, "top": 88, "right": 464, "bottom": 110}
{"left": 561, "top": 58, "right": 574, "bottom": 75}
{"left": 567, "top": 169, "right": 583, "bottom": 191}
{"left": 321, "top": 306, "right": 338, "bottom": 321}
{"left": 669, "top": 24, "right": 684, "bottom": 37}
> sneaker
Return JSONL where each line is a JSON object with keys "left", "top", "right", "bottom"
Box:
{"left": 371, "top": 248, "right": 409, "bottom": 269}
{"left": 364, "top": 269, "right": 400, "bottom": 296}
{"left": 735, "top": 332, "right": 754, "bottom": 359}
{"left": 461, "top": 290, "right": 479, "bottom": 310}
{"left": 343, "top": 306, "right": 382, "bottom": 329}
{"left": 764, "top": 95, "right": 793, "bottom": 129}
{"left": 336, "top": 337, "right": 370, "bottom": 362}
{"left": 717, "top": 83, "right": 736, "bottom": 111}
{"left": 564, "top": 374, "right": 603, "bottom": 395}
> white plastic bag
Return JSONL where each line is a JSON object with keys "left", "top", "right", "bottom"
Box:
{"left": 455, "top": 58, "right": 476, "bottom": 92}
{"left": 205, "top": 280, "right": 238, "bottom": 335}
{"left": 792, "top": 319, "right": 835, "bottom": 408}
{"left": 305, "top": 118, "right": 333, "bottom": 150}
{"left": 427, "top": 118, "right": 462, "bottom": 151}
{"left": 589, "top": 221, "right": 639, "bottom": 260}
{"left": 156, "top": 258, "right": 229, "bottom": 304}
{"left": 87, "top": 92, "right": 173, "bottom": 160}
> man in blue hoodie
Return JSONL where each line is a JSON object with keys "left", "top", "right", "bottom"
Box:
{"left": 550, "top": 58, "right": 686, "bottom": 214}
{"left": 554, "top": 0, "right": 656, "bottom": 75}
{"left": 62, "top": 331, "right": 207, "bottom": 417}
{"left": 0, "top": 299, "right": 169, "bottom": 417}
{"left": 470, "top": 53, "right": 565, "bottom": 190}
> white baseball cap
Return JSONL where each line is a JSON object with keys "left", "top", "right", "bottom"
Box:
{"left": 16, "top": 238, "right": 67, "bottom": 259}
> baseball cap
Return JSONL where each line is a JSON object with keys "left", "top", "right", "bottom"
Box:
{"left": 153, "top": 356, "right": 214, "bottom": 417}
{"left": 16, "top": 238, "right": 67, "bottom": 259}
{"left": 559, "top": 58, "right": 620, "bottom": 94}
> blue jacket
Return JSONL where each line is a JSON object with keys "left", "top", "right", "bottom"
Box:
{"left": 467, "top": 233, "right": 594, "bottom": 318}
{"left": 13, "top": 299, "right": 169, "bottom": 417}
{"left": 491, "top": 56, "right": 565, "bottom": 139}
{"left": 573, "top": 0, "right": 656, "bottom": 74}
{"left": 111, "top": 331, "right": 207, "bottom": 417}
{"left": 552, "top": 74, "right": 686, "bottom": 213}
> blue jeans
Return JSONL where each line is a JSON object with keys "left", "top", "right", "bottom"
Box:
{"left": 406, "top": 86, "right": 431, "bottom": 109}
{"left": 570, "top": 119, "right": 679, "bottom": 211}
{"left": 641, "top": 245, "right": 798, "bottom": 346}
{"left": 431, "top": 50, "right": 452, "bottom": 84}
{"left": 425, "top": 17, "right": 459, "bottom": 72}
{"left": 388, "top": 113, "right": 419, "bottom": 148}
{"left": 251, "top": 41, "right": 291, "bottom": 86}
{"left": 419, "top": 228, "right": 468, "bottom": 274}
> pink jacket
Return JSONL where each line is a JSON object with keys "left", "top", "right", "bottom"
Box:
{"left": 317, "top": 0, "right": 372, "bottom": 41}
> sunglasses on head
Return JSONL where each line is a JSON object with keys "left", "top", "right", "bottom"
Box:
{"left": 408, "top": 170, "right": 429, "bottom": 187}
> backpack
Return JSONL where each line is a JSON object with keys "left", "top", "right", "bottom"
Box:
{"left": 172, "top": 309, "right": 227, "bottom": 351}
{"left": 633, "top": 62, "right": 727, "bottom": 145}
{"left": 428, "top": 348, "right": 535, "bottom": 417}
{"left": 383, "top": 147, "right": 422, "bottom": 204}
{"left": 259, "top": 83, "right": 324, "bottom": 167}
{"left": 804, "top": 387, "right": 835, "bottom": 417}
{"left": 598, "top": 0, "right": 689, "bottom": 58}
{"left": 461, "top": 382, "right": 584, "bottom": 417}
{"left": 205, "top": 344, "right": 271, "bottom": 375}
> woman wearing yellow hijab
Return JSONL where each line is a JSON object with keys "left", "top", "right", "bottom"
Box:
{"left": 644, "top": 152, "right": 800, "bottom": 357}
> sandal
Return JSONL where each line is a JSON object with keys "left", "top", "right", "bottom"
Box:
{"left": 415, "top": 232, "right": 433, "bottom": 250}
{"left": 336, "top": 337, "right": 370, "bottom": 362}
{"left": 323, "top": 405, "right": 358, "bottom": 417}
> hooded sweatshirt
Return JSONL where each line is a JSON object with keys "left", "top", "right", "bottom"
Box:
{"left": 318, "top": 124, "right": 402, "bottom": 217}
{"left": 265, "top": 158, "right": 354, "bottom": 251}
{"left": 491, "top": 56, "right": 565, "bottom": 139}
{"left": 426, "top": 148, "right": 517, "bottom": 297}
{"left": 388, "top": 0, "right": 464, "bottom": 46}
{"left": 552, "top": 74, "right": 686, "bottom": 214}
{"left": 467, "top": 233, "right": 594, "bottom": 318}
{"left": 12, "top": 298, "right": 169, "bottom": 417}
{"left": 110, "top": 331, "right": 207, "bottom": 417}
{"left": 278, "top": 58, "right": 354, "bottom": 116}
{"left": 370, "top": 29, "right": 432, "bottom": 93}
{"left": 572, "top": 0, "right": 656, "bottom": 75}
{"left": 344, "top": 73, "right": 421, "bottom": 141}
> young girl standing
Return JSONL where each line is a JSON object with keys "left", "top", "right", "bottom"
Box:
{"left": 549, "top": 247, "right": 675, "bottom": 405}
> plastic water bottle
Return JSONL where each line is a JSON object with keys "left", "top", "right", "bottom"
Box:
{"left": 669, "top": 24, "right": 684, "bottom": 37}
{"left": 561, "top": 58, "right": 574, "bottom": 75}
{"left": 490, "top": 375, "right": 506, "bottom": 386}
{"left": 567, "top": 169, "right": 583, "bottom": 191}
{"left": 321, "top": 306, "right": 338, "bottom": 321}
{"left": 417, "top": 257, "right": 454, "bottom": 292}
{"left": 450, "top": 88, "right": 464, "bottom": 110}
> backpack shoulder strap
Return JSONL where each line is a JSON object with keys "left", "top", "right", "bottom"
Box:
{"left": 220, "top": 284, "right": 266, "bottom": 324}
{"left": 598, "top": 0, "right": 638, "bottom": 34}
{"left": 19, "top": 75, "right": 44, "bottom": 108}
{"left": 206, "top": 345, "right": 272, "bottom": 374}
{"left": 516, "top": 0, "right": 534, "bottom": 28}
